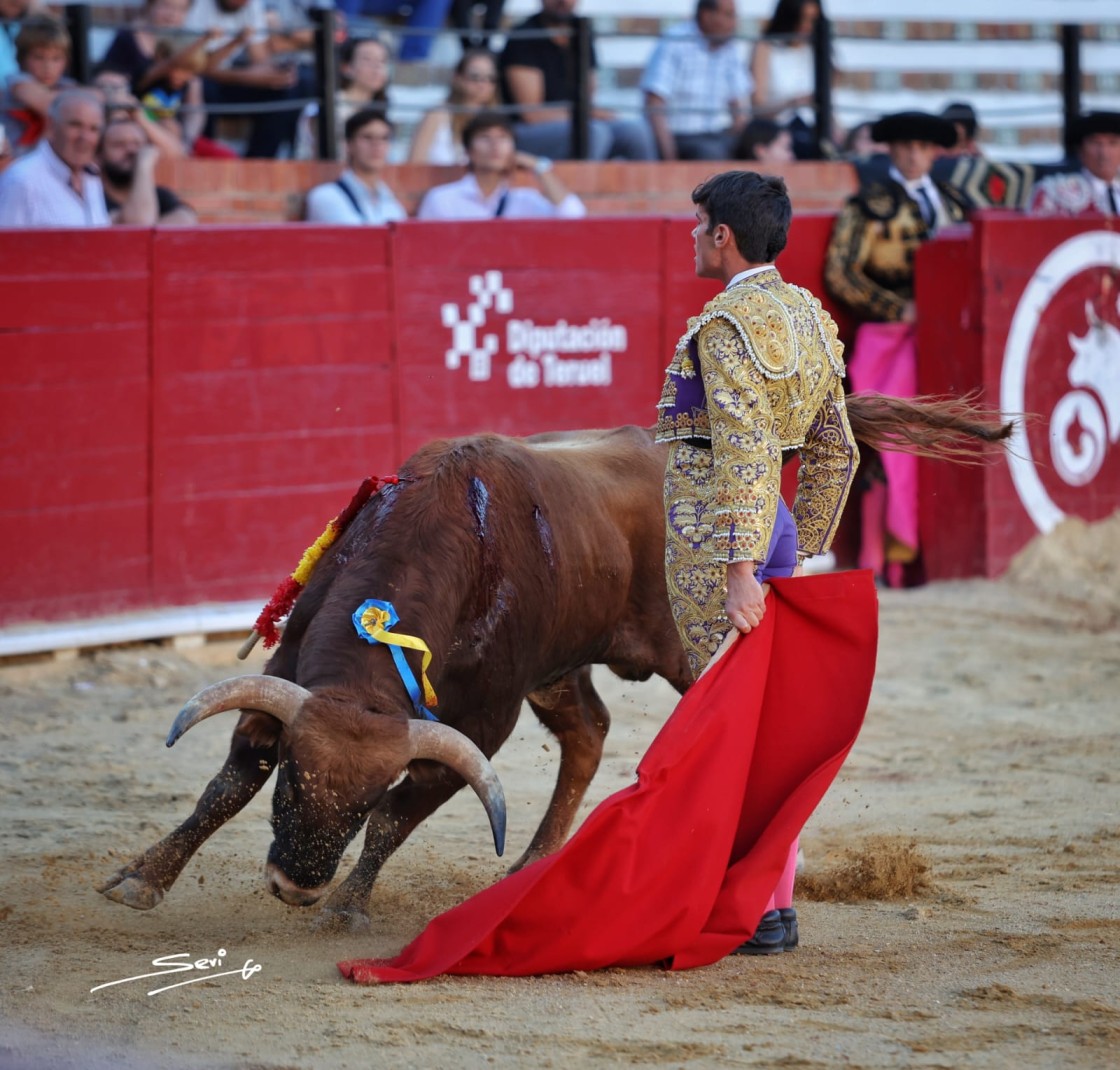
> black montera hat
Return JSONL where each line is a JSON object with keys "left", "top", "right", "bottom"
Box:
{"left": 870, "top": 111, "right": 957, "bottom": 148}
{"left": 1071, "top": 111, "right": 1120, "bottom": 144}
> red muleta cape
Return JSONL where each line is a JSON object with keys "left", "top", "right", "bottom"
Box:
{"left": 339, "top": 570, "right": 878, "bottom": 983}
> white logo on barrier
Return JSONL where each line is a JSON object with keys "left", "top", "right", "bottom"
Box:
{"left": 1001, "top": 231, "right": 1120, "bottom": 532}
{"left": 440, "top": 270, "right": 626, "bottom": 390}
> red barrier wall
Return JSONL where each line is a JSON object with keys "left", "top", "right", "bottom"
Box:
{"left": 4, "top": 214, "right": 1115, "bottom": 627}
{"left": 1, "top": 231, "right": 153, "bottom": 623}
{"left": 391, "top": 219, "right": 666, "bottom": 459}
{"left": 148, "top": 227, "right": 398, "bottom": 605}
{"left": 917, "top": 212, "right": 1120, "bottom": 578}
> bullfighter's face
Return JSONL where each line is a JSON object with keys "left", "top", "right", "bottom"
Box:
{"left": 692, "top": 206, "right": 723, "bottom": 280}
{"left": 1079, "top": 133, "right": 1120, "bottom": 185}
{"left": 888, "top": 138, "right": 938, "bottom": 183}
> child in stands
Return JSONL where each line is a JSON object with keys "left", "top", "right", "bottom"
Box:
{"left": 0, "top": 14, "right": 74, "bottom": 156}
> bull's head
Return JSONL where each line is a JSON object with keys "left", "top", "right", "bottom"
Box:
{"left": 166, "top": 675, "right": 506, "bottom": 906}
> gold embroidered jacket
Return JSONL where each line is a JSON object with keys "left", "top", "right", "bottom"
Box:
{"left": 824, "top": 178, "right": 970, "bottom": 322}
{"left": 655, "top": 267, "right": 859, "bottom": 564}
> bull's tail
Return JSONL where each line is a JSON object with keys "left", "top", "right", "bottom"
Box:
{"left": 846, "top": 391, "right": 1014, "bottom": 464}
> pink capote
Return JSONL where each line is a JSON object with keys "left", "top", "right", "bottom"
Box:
{"left": 849, "top": 322, "right": 919, "bottom": 575}
{"left": 339, "top": 570, "right": 878, "bottom": 984}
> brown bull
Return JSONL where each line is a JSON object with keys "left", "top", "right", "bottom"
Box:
{"left": 98, "top": 400, "right": 1009, "bottom": 930}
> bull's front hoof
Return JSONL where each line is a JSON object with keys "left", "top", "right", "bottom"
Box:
{"left": 97, "top": 872, "right": 165, "bottom": 911}
{"left": 311, "top": 904, "right": 371, "bottom": 934}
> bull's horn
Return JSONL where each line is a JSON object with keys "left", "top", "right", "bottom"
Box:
{"left": 407, "top": 721, "right": 507, "bottom": 858}
{"left": 166, "top": 676, "right": 312, "bottom": 748}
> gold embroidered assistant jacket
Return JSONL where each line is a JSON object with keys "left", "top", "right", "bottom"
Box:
{"left": 655, "top": 267, "right": 859, "bottom": 564}
{"left": 824, "top": 178, "right": 970, "bottom": 322}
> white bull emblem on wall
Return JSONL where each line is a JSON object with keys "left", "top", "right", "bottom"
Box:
{"left": 1052, "top": 297, "right": 1120, "bottom": 486}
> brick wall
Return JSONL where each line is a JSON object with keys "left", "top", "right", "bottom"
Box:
{"left": 155, "top": 158, "right": 860, "bottom": 225}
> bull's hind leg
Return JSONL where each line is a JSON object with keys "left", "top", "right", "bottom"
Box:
{"left": 514, "top": 666, "right": 610, "bottom": 871}
{"left": 97, "top": 727, "right": 278, "bottom": 910}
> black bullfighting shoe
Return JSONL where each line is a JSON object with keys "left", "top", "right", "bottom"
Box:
{"left": 779, "top": 907, "right": 799, "bottom": 950}
{"left": 732, "top": 909, "right": 786, "bottom": 955}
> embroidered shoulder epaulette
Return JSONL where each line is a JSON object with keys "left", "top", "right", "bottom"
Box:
{"left": 674, "top": 285, "right": 798, "bottom": 380}
{"left": 854, "top": 180, "right": 901, "bottom": 221}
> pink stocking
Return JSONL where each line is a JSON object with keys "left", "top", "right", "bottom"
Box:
{"left": 764, "top": 836, "right": 800, "bottom": 912}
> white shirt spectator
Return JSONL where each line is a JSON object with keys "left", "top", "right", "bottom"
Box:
{"left": 185, "top": 0, "right": 270, "bottom": 68}
{"left": 304, "top": 169, "right": 407, "bottom": 224}
{"left": 0, "top": 139, "right": 109, "bottom": 227}
{"left": 640, "top": 22, "right": 750, "bottom": 137}
{"left": 417, "top": 173, "right": 586, "bottom": 220}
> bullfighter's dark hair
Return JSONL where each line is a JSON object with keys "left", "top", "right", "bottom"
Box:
{"left": 345, "top": 107, "right": 394, "bottom": 142}
{"left": 691, "top": 170, "right": 791, "bottom": 263}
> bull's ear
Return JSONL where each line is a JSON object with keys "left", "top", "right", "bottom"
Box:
{"left": 236, "top": 709, "right": 285, "bottom": 749}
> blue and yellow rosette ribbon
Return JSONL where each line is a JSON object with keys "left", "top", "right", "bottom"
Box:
{"left": 352, "top": 599, "right": 439, "bottom": 721}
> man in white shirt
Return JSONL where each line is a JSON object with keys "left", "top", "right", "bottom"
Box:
{"left": 0, "top": 87, "right": 109, "bottom": 226}
{"left": 304, "top": 108, "right": 407, "bottom": 225}
{"left": 416, "top": 111, "right": 586, "bottom": 221}
{"left": 641, "top": 0, "right": 750, "bottom": 161}
{"left": 1030, "top": 111, "right": 1120, "bottom": 217}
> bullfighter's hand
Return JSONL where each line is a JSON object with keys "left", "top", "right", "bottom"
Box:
{"left": 725, "top": 560, "right": 767, "bottom": 634}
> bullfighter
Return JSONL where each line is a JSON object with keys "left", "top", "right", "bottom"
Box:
{"left": 655, "top": 169, "right": 860, "bottom": 952}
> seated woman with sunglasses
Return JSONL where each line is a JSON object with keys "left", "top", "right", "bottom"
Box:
{"left": 408, "top": 48, "right": 500, "bottom": 166}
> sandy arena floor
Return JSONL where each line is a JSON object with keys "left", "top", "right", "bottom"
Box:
{"left": 0, "top": 515, "right": 1117, "bottom": 1069}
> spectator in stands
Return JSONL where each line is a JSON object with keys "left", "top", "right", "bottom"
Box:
{"left": 0, "top": 0, "right": 36, "bottom": 85}
{"left": 0, "top": 87, "right": 109, "bottom": 225}
{"left": 0, "top": 14, "right": 74, "bottom": 156}
{"left": 416, "top": 110, "right": 585, "bottom": 219}
{"left": 499, "top": 0, "right": 656, "bottom": 162}
{"left": 640, "top": 0, "right": 749, "bottom": 162}
{"left": 334, "top": 0, "right": 451, "bottom": 63}
{"left": 824, "top": 110, "right": 966, "bottom": 588}
{"left": 408, "top": 47, "right": 499, "bottom": 165}
{"left": 303, "top": 107, "right": 407, "bottom": 224}
{"left": 733, "top": 117, "right": 793, "bottom": 164}
{"left": 749, "top": 0, "right": 829, "bottom": 159}
{"left": 97, "top": 0, "right": 234, "bottom": 158}
{"left": 451, "top": 0, "right": 504, "bottom": 53}
{"left": 1030, "top": 111, "right": 1120, "bottom": 217}
{"left": 296, "top": 35, "right": 391, "bottom": 160}
{"left": 99, "top": 115, "right": 198, "bottom": 225}
{"left": 939, "top": 101, "right": 982, "bottom": 157}
{"left": 185, "top": 0, "right": 313, "bottom": 158}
